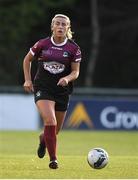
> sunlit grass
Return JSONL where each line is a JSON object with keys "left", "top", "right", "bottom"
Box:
{"left": 0, "top": 131, "right": 138, "bottom": 179}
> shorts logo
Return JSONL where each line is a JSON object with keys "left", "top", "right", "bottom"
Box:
{"left": 36, "top": 91, "right": 41, "bottom": 97}
{"left": 43, "top": 61, "right": 65, "bottom": 74}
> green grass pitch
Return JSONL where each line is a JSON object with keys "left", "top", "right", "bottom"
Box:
{"left": 0, "top": 130, "right": 138, "bottom": 179}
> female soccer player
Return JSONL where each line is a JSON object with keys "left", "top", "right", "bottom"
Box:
{"left": 23, "top": 14, "right": 81, "bottom": 169}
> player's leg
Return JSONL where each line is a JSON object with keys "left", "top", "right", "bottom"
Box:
{"left": 47, "top": 111, "right": 66, "bottom": 169}
{"left": 36, "top": 100, "right": 58, "bottom": 169}
{"left": 37, "top": 111, "right": 66, "bottom": 167}
{"left": 55, "top": 111, "right": 67, "bottom": 134}
{"left": 37, "top": 132, "right": 46, "bottom": 158}
{"left": 38, "top": 111, "right": 66, "bottom": 140}
{"left": 37, "top": 100, "right": 56, "bottom": 159}
{"left": 55, "top": 93, "right": 69, "bottom": 134}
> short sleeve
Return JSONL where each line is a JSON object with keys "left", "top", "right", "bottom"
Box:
{"left": 71, "top": 46, "right": 82, "bottom": 63}
{"left": 30, "top": 40, "right": 42, "bottom": 57}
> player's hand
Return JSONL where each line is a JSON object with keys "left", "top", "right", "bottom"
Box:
{"left": 57, "top": 77, "right": 69, "bottom": 87}
{"left": 23, "top": 80, "right": 34, "bottom": 93}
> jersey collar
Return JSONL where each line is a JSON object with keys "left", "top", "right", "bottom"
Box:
{"left": 51, "top": 36, "right": 68, "bottom": 46}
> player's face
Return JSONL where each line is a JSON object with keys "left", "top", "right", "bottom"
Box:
{"left": 52, "top": 17, "right": 69, "bottom": 39}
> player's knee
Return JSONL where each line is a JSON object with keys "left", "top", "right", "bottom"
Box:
{"left": 43, "top": 116, "right": 57, "bottom": 126}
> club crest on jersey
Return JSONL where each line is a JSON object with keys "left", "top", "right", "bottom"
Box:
{"left": 43, "top": 61, "right": 65, "bottom": 74}
{"left": 63, "top": 51, "right": 69, "bottom": 57}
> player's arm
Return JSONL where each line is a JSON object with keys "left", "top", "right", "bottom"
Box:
{"left": 23, "top": 51, "right": 34, "bottom": 92}
{"left": 57, "top": 62, "right": 80, "bottom": 87}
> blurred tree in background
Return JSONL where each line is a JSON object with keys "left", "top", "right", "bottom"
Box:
{"left": 93, "top": 0, "right": 138, "bottom": 88}
{"left": 0, "top": 0, "right": 90, "bottom": 86}
{"left": 0, "top": 0, "right": 138, "bottom": 88}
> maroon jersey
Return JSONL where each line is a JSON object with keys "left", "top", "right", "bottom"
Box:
{"left": 30, "top": 36, "right": 81, "bottom": 95}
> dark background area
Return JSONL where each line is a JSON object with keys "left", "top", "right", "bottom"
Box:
{"left": 0, "top": 0, "right": 138, "bottom": 88}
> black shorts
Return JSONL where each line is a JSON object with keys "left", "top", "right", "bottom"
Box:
{"left": 34, "top": 89, "right": 70, "bottom": 111}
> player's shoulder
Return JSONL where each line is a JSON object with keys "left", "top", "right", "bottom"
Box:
{"left": 67, "top": 39, "right": 80, "bottom": 49}
{"left": 31, "top": 37, "right": 50, "bottom": 51}
{"left": 38, "top": 37, "right": 50, "bottom": 45}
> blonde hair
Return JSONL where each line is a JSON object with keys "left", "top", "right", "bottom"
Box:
{"left": 51, "top": 14, "right": 73, "bottom": 39}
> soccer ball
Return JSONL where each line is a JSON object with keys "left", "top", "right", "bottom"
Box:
{"left": 87, "top": 148, "right": 109, "bottom": 169}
